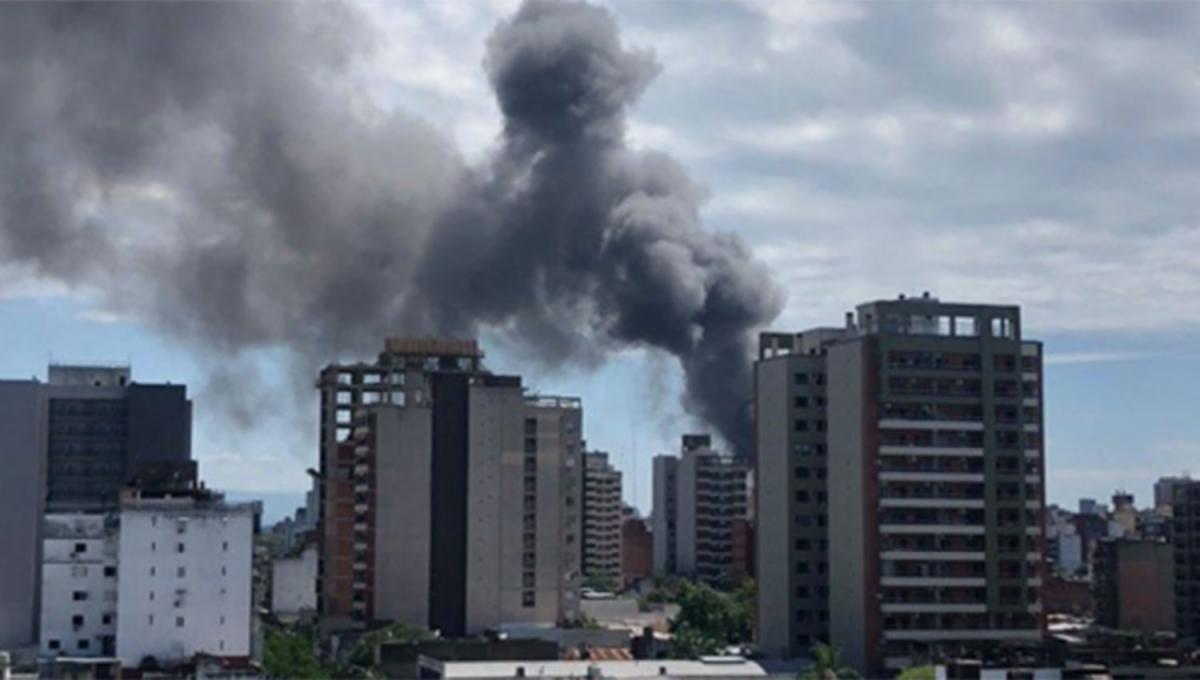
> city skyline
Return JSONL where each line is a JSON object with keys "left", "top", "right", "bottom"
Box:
{"left": 1, "top": 1, "right": 1198, "bottom": 523}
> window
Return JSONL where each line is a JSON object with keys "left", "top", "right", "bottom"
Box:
{"left": 176, "top": 616, "right": 185, "bottom": 628}
{"left": 814, "top": 373, "right": 825, "bottom": 386}
{"left": 150, "top": 591, "right": 155, "bottom": 601}
{"left": 177, "top": 543, "right": 185, "bottom": 553}
{"left": 794, "top": 539, "right": 811, "bottom": 551}
{"left": 794, "top": 396, "right": 809, "bottom": 408}
{"left": 72, "top": 591, "right": 87, "bottom": 601}
{"left": 794, "top": 490, "right": 810, "bottom": 502}
{"left": 74, "top": 542, "right": 87, "bottom": 554}
{"left": 221, "top": 566, "right": 227, "bottom": 576}
{"left": 150, "top": 566, "right": 156, "bottom": 576}
{"left": 72, "top": 615, "right": 84, "bottom": 628}
{"left": 220, "top": 615, "right": 225, "bottom": 625}
{"left": 71, "top": 565, "right": 88, "bottom": 578}
{"left": 151, "top": 541, "right": 156, "bottom": 552}
{"left": 102, "top": 614, "right": 112, "bottom": 625}
{"left": 794, "top": 420, "right": 808, "bottom": 432}
{"left": 522, "top": 591, "right": 536, "bottom": 608}
{"left": 149, "top": 614, "right": 154, "bottom": 625}
{"left": 77, "top": 639, "right": 90, "bottom": 651}
{"left": 104, "top": 566, "right": 116, "bottom": 578}
{"left": 177, "top": 566, "right": 186, "bottom": 578}
{"left": 794, "top": 373, "right": 808, "bottom": 385}
{"left": 222, "top": 541, "right": 229, "bottom": 552}
{"left": 48, "top": 639, "right": 60, "bottom": 650}
{"left": 794, "top": 467, "right": 810, "bottom": 479}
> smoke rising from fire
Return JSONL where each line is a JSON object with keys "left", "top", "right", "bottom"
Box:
{"left": 0, "top": 0, "right": 782, "bottom": 456}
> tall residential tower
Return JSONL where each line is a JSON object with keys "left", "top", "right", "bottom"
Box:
{"left": 756, "top": 296, "right": 1047, "bottom": 675}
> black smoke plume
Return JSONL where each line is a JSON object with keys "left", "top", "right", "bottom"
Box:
{"left": 0, "top": 0, "right": 782, "bottom": 456}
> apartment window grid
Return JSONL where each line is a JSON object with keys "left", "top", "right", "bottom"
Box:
{"left": 522, "top": 417, "right": 538, "bottom": 608}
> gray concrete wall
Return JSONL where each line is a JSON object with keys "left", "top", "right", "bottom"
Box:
{"left": 0, "top": 381, "right": 45, "bottom": 649}
{"left": 465, "top": 383, "right": 516, "bottom": 632}
{"left": 754, "top": 359, "right": 793, "bottom": 657}
{"left": 675, "top": 453, "right": 697, "bottom": 577}
{"left": 651, "top": 456, "right": 676, "bottom": 574}
{"left": 374, "top": 405, "right": 433, "bottom": 626}
{"left": 826, "top": 340, "right": 870, "bottom": 674}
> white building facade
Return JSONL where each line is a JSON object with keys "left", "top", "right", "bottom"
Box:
{"left": 271, "top": 543, "right": 318, "bottom": 623}
{"left": 115, "top": 492, "right": 256, "bottom": 666}
{"left": 40, "top": 514, "right": 119, "bottom": 658}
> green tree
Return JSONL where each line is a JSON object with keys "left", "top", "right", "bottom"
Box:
{"left": 582, "top": 573, "right": 619, "bottom": 593}
{"left": 667, "top": 580, "right": 755, "bottom": 657}
{"left": 798, "top": 643, "right": 860, "bottom": 680}
{"left": 896, "top": 666, "right": 936, "bottom": 680}
{"left": 262, "top": 627, "right": 325, "bottom": 679}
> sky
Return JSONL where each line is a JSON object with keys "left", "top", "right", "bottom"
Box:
{"left": 1, "top": 1, "right": 1198, "bottom": 522}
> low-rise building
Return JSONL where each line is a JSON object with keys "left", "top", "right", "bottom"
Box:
{"left": 620, "top": 512, "right": 652, "bottom": 588}
{"left": 271, "top": 543, "right": 317, "bottom": 623}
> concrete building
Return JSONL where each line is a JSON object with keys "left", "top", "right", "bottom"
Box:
{"left": 1173, "top": 479, "right": 1200, "bottom": 642}
{"left": 755, "top": 296, "right": 1047, "bottom": 674}
{"left": 43, "top": 365, "right": 194, "bottom": 513}
{"left": 1155, "top": 476, "right": 1191, "bottom": 516}
{"left": 0, "top": 380, "right": 46, "bottom": 651}
{"left": 621, "top": 513, "right": 653, "bottom": 587}
{"left": 651, "top": 456, "right": 678, "bottom": 576}
{"left": 115, "top": 490, "right": 257, "bottom": 667}
{"left": 271, "top": 543, "right": 318, "bottom": 623}
{"left": 316, "top": 338, "right": 582, "bottom": 635}
{"left": 652, "top": 435, "right": 750, "bottom": 585}
{"left": 581, "top": 452, "right": 623, "bottom": 585}
{"left": 39, "top": 514, "right": 119, "bottom": 658}
{"left": 1110, "top": 491, "right": 1137, "bottom": 538}
{"left": 1093, "top": 539, "right": 1174, "bottom": 634}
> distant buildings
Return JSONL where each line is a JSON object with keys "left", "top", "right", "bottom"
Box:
{"left": 1173, "top": 479, "right": 1200, "bottom": 642}
{"left": 1093, "top": 538, "right": 1175, "bottom": 634}
{"left": 755, "top": 295, "right": 1047, "bottom": 675}
{"left": 315, "top": 338, "right": 582, "bottom": 635}
{"left": 581, "top": 452, "right": 623, "bottom": 585}
{"left": 651, "top": 435, "right": 750, "bottom": 586}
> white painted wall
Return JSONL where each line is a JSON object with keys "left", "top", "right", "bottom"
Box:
{"left": 40, "top": 514, "right": 118, "bottom": 657}
{"left": 115, "top": 500, "right": 254, "bottom": 666}
{"left": 270, "top": 544, "right": 317, "bottom": 622}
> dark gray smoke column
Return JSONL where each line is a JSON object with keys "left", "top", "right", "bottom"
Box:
{"left": 414, "top": 0, "right": 783, "bottom": 455}
{"left": 0, "top": 0, "right": 782, "bottom": 457}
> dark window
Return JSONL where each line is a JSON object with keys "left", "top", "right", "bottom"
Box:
{"left": 74, "top": 542, "right": 87, "bottom": 554}
{"left": 794, "top": 373, "right": 808, "bottom": 385}
{"left": 794, "top": 396, "right": 809, "bottom": 408}
{"left": 104, "top": 566, "right": 116, "bottom": 578}
{"left": 794, "top": 420, "right": 808, "bottom": 432}
{"left": 522, "top": 591, "right": 535, "bottom": 608}
{"left": 72, "top": 615, "right": 83, "bottom": 627}
{"left": 177, "top": 543, "right": 185, "bottom": 553}
{"left": 77, "top": 639, "right": 89, "bottom": 650}
{"left": 72, "top": 591, "right": 87, "bottom": 601}
{"left": 48, "top": 639, "right": 60, "bottom": 650}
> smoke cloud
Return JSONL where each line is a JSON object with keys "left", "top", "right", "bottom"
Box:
{"left": 0, "top": 0, "right": 782, "bottom": 456}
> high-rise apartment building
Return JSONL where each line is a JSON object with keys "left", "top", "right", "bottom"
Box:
{"left": 1093, "top": 538, "right": 1175, "bottom": 634}
{"left": 0, "top": 380, "right": 46, "bottom": 651}
{"left": 756, "top": 296, "right": 1047, "bottom": 675}
{"left": 652, "top": 435, "right": 750, "bottom": 585}
{"left": 43, "top": 365, "right": 194, "bottom": 512}
{"left": 1173, "top": 479, "right": 1200, "bottom": 642}
{"left": 1156, "top": 476, "right": 1192, "bottom": 516}
{"left": 581, "top": 451, "right": 623, "bottom": 585}
{"left": 316, "top": 338, "right": 582, "bottom": 635}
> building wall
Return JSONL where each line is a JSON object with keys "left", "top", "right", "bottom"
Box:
{"left": 1173, "top": 480, "right": 1200, "bottom": 640}
{"left": 826, "top": 338, "right": 872, "bottom": 673}
{"left": 754, "top": 357, "right": 793, "bottom": 657}
{"left": 582, "top": 452, "right": 623, "bottom": 582}
{"left": 373, "top": 406, "right": 433, "bottom": 626}
{"left": 125, "top": 384, "right": 192, "bottom": 464}
{"left": 1116, "top": 541, "right": 1175, "bottom": 633}
{"left": 651, "top": 456, "right": 677, "bottom": 575}
{"left": 40, "top": 514, "right": 118, "bottom": 657}
{"left": 271, "top": 544, "right": 318, "bottom": 622}
{"left": 620, "top": 518, "right": 652, "bottom": 586}
{"left": 115, "top": 500, "right": 255, "bottom": 665}
{"left": 0, "top": 380, "right": 45, "bottom": 649}
{"left": 675, "top": 453, "right": 698, "bottom": 577}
